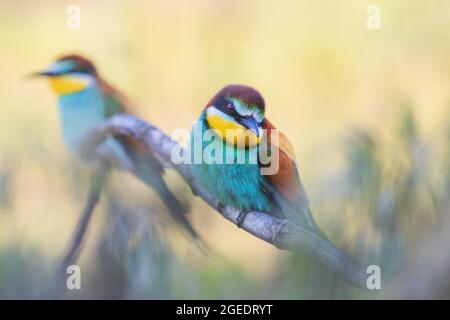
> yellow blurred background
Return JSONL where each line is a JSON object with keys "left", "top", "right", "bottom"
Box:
{"left": 1, "top": 0, "right": 450, "bottom": 298}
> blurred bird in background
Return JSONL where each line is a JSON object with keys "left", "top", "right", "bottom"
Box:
{"left": 190, "top": 84, "right": 326, "bottom": 238}
{"left": 31, "top": 55, "right": 199, "bottom": 264}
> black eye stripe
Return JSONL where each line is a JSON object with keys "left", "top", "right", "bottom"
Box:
{"left": 214, "top": 96, "right": 264, "bottom": 124}
{"left": 215, "top": 96, "right": 234, "bottom": 115}
{"left": 57, "top": 62, "right": 95, "bottom": 75}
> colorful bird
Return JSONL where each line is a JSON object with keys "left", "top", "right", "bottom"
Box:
{"left": 189, "top": 84, "right": 325, "bottom": 237}
{"left": 32, "top": 54, "right": 199, "bottom": 241}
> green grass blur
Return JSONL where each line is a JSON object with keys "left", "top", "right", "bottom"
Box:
{"left": 1, "top": 0, "right": 450, "bottom": 299}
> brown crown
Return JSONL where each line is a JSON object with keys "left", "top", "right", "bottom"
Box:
{"left": 56, "top": 54, "right": 98, "bottom": 76}
{"left": 206, "top": 84, "right": 265, "bottom": 111}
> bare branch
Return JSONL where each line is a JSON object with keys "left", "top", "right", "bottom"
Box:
{"left": 81, "top": 114, "right": 369, "bottom": 289}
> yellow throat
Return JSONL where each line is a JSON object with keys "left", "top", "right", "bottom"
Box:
{"left": 48, "top": 75, "right": 89, "bottom": 95}
{"left": 206, "top": 113, "right": 261, "bottom": 148}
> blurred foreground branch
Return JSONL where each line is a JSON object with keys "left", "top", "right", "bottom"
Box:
{"left": 80, "top": 114, "right": 368, "bottom": 289}
{"left": 47, "top": 163, "right": 108, "bottom": 298}
{"left": 60, "top": 163, "right": 108, "bottom": 270}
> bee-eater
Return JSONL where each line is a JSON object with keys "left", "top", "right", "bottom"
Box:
{"left": 189, "top": 84, "right": 325, "bottom": 237}
{"left": 32, "top": 54, "right": 198, "bottom": 240}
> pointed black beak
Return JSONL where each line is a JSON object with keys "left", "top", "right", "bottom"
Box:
{"left": 26, "top": 70, "right": 56, "bottom": 79}
{"left": 237, "top": 116, "right": 260, "bottom": 137}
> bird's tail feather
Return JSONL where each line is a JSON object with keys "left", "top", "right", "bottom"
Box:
{"left": 155, "top": 181, "right": 195, "bottom": 236}
{"left": 114, "top": 136, "right": 208, "bottom": 252}
{"left": 138, "top": 171, "right": 208, "bottom": 253}
{"left": 299, "top": 206, "right": 329, "bottom": 241}
{"left": 155, "top": 183, "right": 209, "bottom": 254}
{"left": 284, "top": 202, "right": 328, "bottom": 240}
{"left": 272, "top": 190, "right": 328, "bottom": 240}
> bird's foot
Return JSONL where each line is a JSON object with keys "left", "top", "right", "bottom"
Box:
{"left": 217, "top": 202, "right": 225, "bottom": 212}
{"left": 189, "top": 183, "right": 198, "bottom": 196}
{"left": 236, "top": 210, "right": 249, "bottom": 228}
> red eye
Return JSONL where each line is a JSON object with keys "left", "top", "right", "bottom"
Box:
{"left": 226, "top": 104, "right": 235, "bottom": 112}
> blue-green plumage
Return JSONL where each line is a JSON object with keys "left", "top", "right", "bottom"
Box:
{"left": 34, "top": 54, "right": 199, "bottom": 241}
{"left": 190, "top": 84, "right": 326, "bottom": 239}
{"left": 57, "top": 82, "right": 199, "bottom": 240}
{"left": 58, "top": 84, "right": 132, "bottom": 172}
{"left": 189, "top": 112, "right": 275, "bottom": 213}
{"left": 58, "top": 84, "right": 104, "bottom": 149}
{"left": 57, "top": 83, "right": 133, "bottom": 168}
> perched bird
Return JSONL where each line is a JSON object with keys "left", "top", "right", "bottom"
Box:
{"left": 189, "top": 84, "right": 325, "bottom": 237}
{"left": 32, "top": 54, "right": 199, "bottom": 241}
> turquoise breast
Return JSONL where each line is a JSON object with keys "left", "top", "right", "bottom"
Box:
{"left": 57, "top": 86, "right": 132, "bottom": 168}
{"left": 189, "top": 114, "right": 273, "bottom": 212}
{"left": 58, "top": 86, "right": 105, "bottom": 151}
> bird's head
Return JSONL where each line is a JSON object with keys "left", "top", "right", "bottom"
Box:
{"left": 31, "top": 54, "right": 98, "bottom": 96}
{"left": 204, "top": 84, "right": 265, "bottom": 148}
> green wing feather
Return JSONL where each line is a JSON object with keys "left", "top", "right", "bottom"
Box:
{"left": 99, "top": 80, "right": 133, "bottom": 118}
